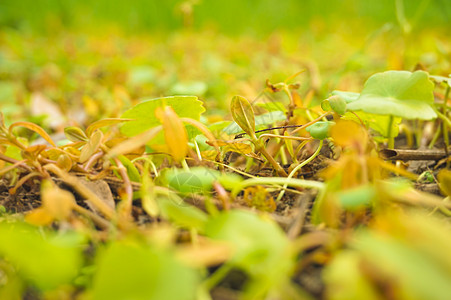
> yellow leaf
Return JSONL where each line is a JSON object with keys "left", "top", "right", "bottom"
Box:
{"left": 25, "top": 208, "right": 54, "bottom": 226}
{"left": 9, "top": 121, "right": 56, "bottom": 147}
{"left": 437, "top": 169, "right": 451, "bottom": 196}
{"left": 223, "top": 142, "right": 253, "bottom": 155}
{"left": 330, "top": 120, "right": 367, "bottom": 148}
{"left": 41, "top": 181, "right": 76, "bottom": 221}
{"left": 230, "top": 95, "right": 256, "bottom": 138}
{"left": 64, "top": 126, "right": 88, "bottom": 142}
{"left": 79, "top": 130, "right": 103, "bottom": 163}
{"left": 155, "top": 106, "right": 188, "bottom": 162}
{"left": 56, "top": 154, "right": 73, "bottom": 172}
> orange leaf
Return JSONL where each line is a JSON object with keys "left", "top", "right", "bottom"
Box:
{"left": 9, "top": 121, "right": 56, "bottom": 147}
{"left": 25, "top": 208, "right": 54, "bottom": 226}
{"left": 155, "top": 106, "right": 188, "bottom": 162}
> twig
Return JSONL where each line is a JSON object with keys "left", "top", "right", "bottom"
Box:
{"left": 380, "top": 148, "right": 451, "bottom": 161}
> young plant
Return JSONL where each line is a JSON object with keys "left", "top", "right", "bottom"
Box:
{"left": 230, "top": 95, "right": 288, "bottom": 176}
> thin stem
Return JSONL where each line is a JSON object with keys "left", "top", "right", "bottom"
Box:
{"left": 9, "top": 172, "right": 42, "bottom": 194}
{"left": 231, "top": 176, "right": 324, "bottom": 199}
{"left": 202, "top": 264, "right": 233, "bottom": 290}
{"left": 291, "top": 113, "right": 330, "bottom": 134}
{"left": 0, "top": 154, "right": 32, "bottom": 172}
{"left": 255, "top": 140, "right": 288, "bottom": 177}
{"left": 276, "top": 139, "right": 323, "bottom": 202}
{"left": 258, "top": 133, "right": 313, "bottom": 141}
{"left": 387, "top": 115, "right": 395, "bottom": 149}
{"left": 435, "top": 109, "right": 451, "bottom": 127}
{"left": 73, "top": 205, "right": 111, "bottom": 230}
{"left": 181, "top": 159, "right": 190, "bottom": 171}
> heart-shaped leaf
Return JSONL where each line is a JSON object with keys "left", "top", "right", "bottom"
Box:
{"left": 347, "top": 70, "right": 436, "bottom": 120}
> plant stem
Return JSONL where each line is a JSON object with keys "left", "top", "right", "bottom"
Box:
{"left": 276, "top": 139, "right": 323, "bottom": 202}
{"left": 255, "top": 140, "right": 288, "bottom": 176}
{"left": 231, "top": 176, "right": 324, "bottom": 199}
{"left": 387, "top": 115, "right": 395, "bottom": 149}
{"left": 203, "top": 263, "right": 233, "bottom": 290}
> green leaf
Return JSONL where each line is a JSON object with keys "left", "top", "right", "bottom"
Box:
{"left": 0, "top": 222, "right": 83, "bottom": 291}
{"left": 337, "top": 185, "right": 375, "bottom": 211}
{"left": 355, "top": 230, "right": 451, "bottom": 300}
{"left": 321, "top": 95, "right": 347, "bottom": 115}
{"left": 158, "top": 196, "right": 209, "bottom": 231}
{"left": 223, "top": 111, "right": 286, "bottom": 135}
{"left": 331, "top": 91, "right": 360, "bottom": 103}
{"left": 347, "top": 70, "right": 436, "bottom": 120}
{"left": 117, "top": 155, "right": 141, "bottom": 183}
{"left": 230, "top": 95, "right": 256, "bottom": 137}
{"left": 342, "top": 111, "right": 401, "bottom": 138}
{"left": 91, "top": 241, "right": 199, "bottom": 300}
{"left": 306, "top": 121, "right": 334, "bottom": 140}
{"left": 205, "top": 210, "right": 293, "bottom": 292}
{"left": 120, "top": 96, "right": 205, "bottom": 137}
{"left": 164, "top": 167, "right": 243, "bottom": 195}
{"left": 165, "top": 167, "right": 219, "bottom": 195}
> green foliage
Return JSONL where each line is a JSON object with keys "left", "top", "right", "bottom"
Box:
{"left": 0, "top": 222, "right": 84, "bottom": 291}
{"left": 205, "top": 210, "right": 294, "bottom": 297}
{"left": 0, "top": 5, "right": 450, "bottom": 299}
{"left": 336, "top": 185, "right": 376, "bottom": 211}
{"left": 90, "top": 241, "right": 200, "bottom": 300}
{"left": 120, "top": 96, "right": 205, "bottom": 137}
{"left": 321, "top": 95, "right": 347, "bottom": 115}
{"left": 157, "top": 195, "right": 209, "bottom": 231}
{"left": 164, "top": 167, "right": 243, "bottom": 195}
{"left": 347, "top": 71, "right": 436, "bottom": 120}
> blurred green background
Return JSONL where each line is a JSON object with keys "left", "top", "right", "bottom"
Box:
{"left": 0, "top": 0, "right": 449, "bottom": 128}
{"left": 1, "top": 0, "right": 449, "bottom": 35}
